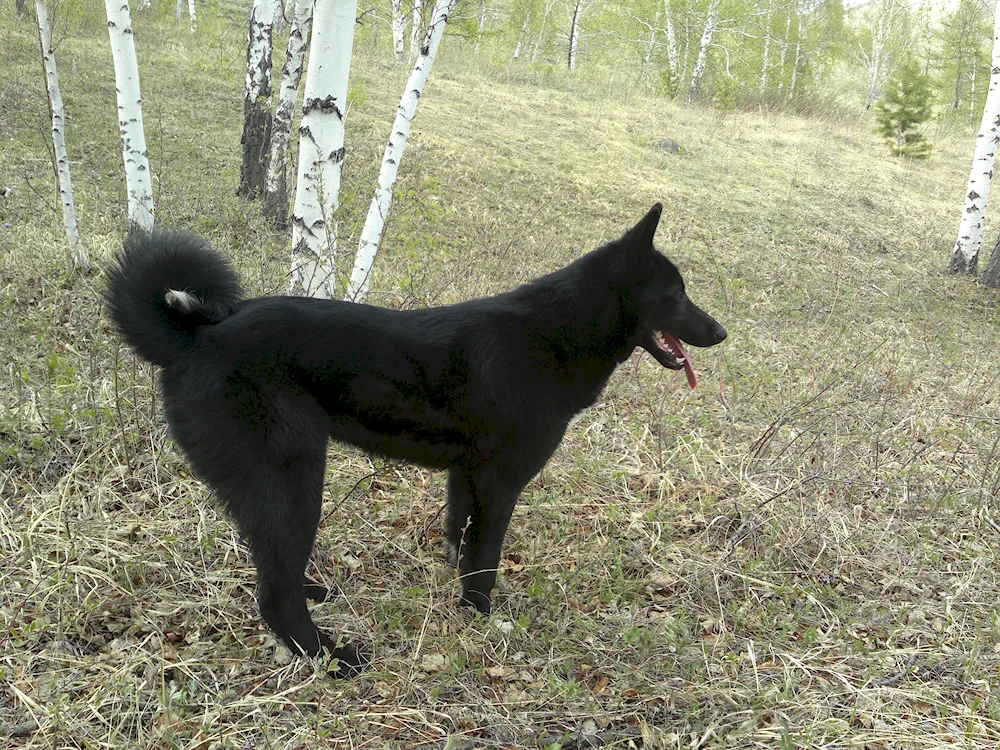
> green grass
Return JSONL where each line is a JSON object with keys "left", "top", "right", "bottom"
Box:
{"left": 2, "top": 4, "right": 1000, "bottom": 749}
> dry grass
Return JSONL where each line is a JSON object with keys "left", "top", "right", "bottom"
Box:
{"left": 2, "top": 5, "right": 1000, "bottom": 749}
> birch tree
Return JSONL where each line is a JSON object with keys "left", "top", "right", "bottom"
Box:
{"left": 36, "top": 0, "right": 89, "bottom": 271}
{"left": 776, "top": 13, "right": 792, "bottom": 92}
{"left": 513, "top": 12, "right": 529, "bottom": 59}
{"left": 788, "top": 8, "right": 804, "bottom": 96}
{"left": 531, "top": 0, "right": 558, "bottom": 63}
{"left": 567, "top": 0, "right": 584, "bottom": 69}
{"left": 105, "top": 0, "right": 154, "bottom": 231}
{"left": 264, "top": 0, "right": 313, "bottom": 225}
{"left": 948, "top": 4, "right": 1000, "bottom": 277}
{"left": 391, "top": 0, "right": 406, "bottom": 60}
{"left": 980, "top": 232, "right": 1000, "bottom": 287}
{"left": 346, "top": 0, "right": 457, "bottom": 303}
{"left": 411, "top": 0, "right": 424, "bottom": 59}
{"left": 857, "top": 0, "right": 912, "bottom": 109}
{"left": 639, "top": 8, "right": 660, "bottom": 79}
{"left": 290, "top": 0, "right": 358, "bottom": 298}
{"left": 176, "top": 0, "right": 198, "bottom": 32}
{"left": 238, "top": 0, "right": 275, "bottom": 199}
{"left": 663, "top": 0, "right": 680, "bottom": 92}
{"left": 937, "top": 0, "right": 991, "bottom": 113}
{"left": 474, "top": 4, "right": 489, "bottom": 55}
{"left": 759, "top": 1, "right": 772, "bottom": 90}
{"left": 688, "top": 0, "right": 721, "bottom": 101}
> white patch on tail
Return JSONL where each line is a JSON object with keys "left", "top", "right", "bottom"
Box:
{"left": 164, "top": 289, "right": 201, "bottom": 312}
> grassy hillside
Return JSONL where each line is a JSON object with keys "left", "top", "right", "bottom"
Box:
{"left": 2, "top": 5, "right": 999, "bottom": 749}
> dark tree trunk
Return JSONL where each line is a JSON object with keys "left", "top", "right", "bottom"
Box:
{"left": 980, "top": 235, "right": 1000, "bottom": 287}
{"left": 263, "top": 0, "right": 312, "bottom": 226}
{"left": 238, "top": 12, "right": 274, "bottom": 200}
{"left": 947, "top": 246, "right": 979, "bottom": 276}
{"left": 262, "top": 158, "right": 288, "bottom": 225}
{"left": 239, "top": 100, "right": 273, "bottom": 199}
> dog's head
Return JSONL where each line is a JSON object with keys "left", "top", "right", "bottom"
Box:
{"left": 614, "top": 203, "right": 727, "bottom": 388}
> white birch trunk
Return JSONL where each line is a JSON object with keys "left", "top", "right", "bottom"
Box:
{"left": 681, "top": 13, "right": 690, "bottom": 75}
{"left": 862, "top": 0, "right": 901, "bottom": 109}
{"left": 949, "top": 3, "right": 1000, "bottom": 276}
{"left": 176, "top": 0, "right": 184, "bottom": 21}
{"left": 640, "top": 9, "right": 659, "bottom": 80}
{"left": 36, "top": 0, "right": 89, "bottom": 271}
{"left": 864, "top": 39, "right": 883, "bottom": 108}
{"left": 759, "top": 6, "right": 771, "bottom": 91}
{"left": 474, "top": 5, "right": 488, "bottom": 55}
{"left": 411, "top": 0, "right": 423, "bottom": 60}
{"left": 105, "top": 0, "right": 154, "bottom": 231}
{"left": 238, "top": 0, "right": 275, "bottom": 199}
{"left": 346, "top": 0, "right": 456, "bottom": 303}
{"left": 567, "top": 0, "right": 582, "bottom": 70}
{"left": 532, "top": 0, "right": 557, "bottom": 63}
{"left": 789, "top": 38, "right": 801, "bottom": 96}
{"left": 264, "top": 0, "right": 313, "bottom": 225}
{"left": 290, "top": 0, "right": 359, "bottom": 298}
{"left": 513, "top": 13, "right": 529, "bottom": 59}
{"left": 663, "top": 0, "right": 679, "bottom": 91}
{"left": 776, "top": 14, "right": 792, "bottom": 92}
{"left": 188, "top": 0, "right": 197, "bottom": 32}
{"left": 688, "top": 0, "right": 719, "bottom": 102}
{"left": 970, "top": 53, "right": 978, "bottom": 116}
{"left": 391, "top": 0, "right": 405, "bottom": 60}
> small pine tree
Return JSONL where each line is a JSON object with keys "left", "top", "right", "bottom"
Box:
{"left": 875, "top": 61, "right": 934, "bottom": 158}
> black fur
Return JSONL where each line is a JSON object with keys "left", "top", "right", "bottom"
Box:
{"left": 104, "top": 204, "right": 726, "bottom": 676}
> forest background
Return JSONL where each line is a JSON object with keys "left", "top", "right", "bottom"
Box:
{"left": 3, "top": 0, "right": 1000, "bottom": 748}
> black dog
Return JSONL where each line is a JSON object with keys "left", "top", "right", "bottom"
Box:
{"left": 105, "top": 204, "right": 726, "bottom": 676}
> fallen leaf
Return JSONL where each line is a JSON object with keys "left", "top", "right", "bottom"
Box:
{"left": 421, "top": 653, "right": 446, "bottom": 673}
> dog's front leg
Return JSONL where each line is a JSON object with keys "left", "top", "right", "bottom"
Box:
{"left": 448, "top": 468, "right": 524, "bottom": 614}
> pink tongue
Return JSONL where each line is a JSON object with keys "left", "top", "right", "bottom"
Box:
{"left": 661, "top": 333, "right": 697, "bottom": 389}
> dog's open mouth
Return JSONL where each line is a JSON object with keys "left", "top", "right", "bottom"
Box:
{"left": 648, "top": 331, "right": 697, "bottom": 389}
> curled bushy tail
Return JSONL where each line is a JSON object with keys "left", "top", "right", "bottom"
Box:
{"left": 104, "top": 231, "right": 243, "bottom": 367}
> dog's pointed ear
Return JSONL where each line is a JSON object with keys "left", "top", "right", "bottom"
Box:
{"left": 627, "top": 203, "right": 663, "bottom": 245}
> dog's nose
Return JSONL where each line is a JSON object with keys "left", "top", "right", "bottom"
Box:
{"left": 714, "top": 324, "right": 727, "bottom": 343}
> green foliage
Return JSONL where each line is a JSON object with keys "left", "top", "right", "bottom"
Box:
{"left": 347, "top": 83, "right": 367, "bottom": 109}
{"left": 874, "top": 60, "right": 933, "bottom": 158}
{"left": 932, "top": 0, "right": 992, "bottom": 117}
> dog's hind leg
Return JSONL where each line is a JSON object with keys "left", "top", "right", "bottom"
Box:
{"left": 303, "top": 577, "right": 328, "bottom": 602}
{"left": 448, "top": 468, "right": 526, "bottom": 615}
{"left": 233, "top": 453, "right": 368, "bottom": 678}
{"left": 166, "top": 379, "right": 366, "bottom": 677}
{"left": 192, "top": 416, "right": 366, "bottom": 678}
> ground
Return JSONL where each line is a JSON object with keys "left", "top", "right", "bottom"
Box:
{"left": 1, "top": 4, "right": 999, "bottom": 749}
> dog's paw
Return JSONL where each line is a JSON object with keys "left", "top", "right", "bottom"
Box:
{"left": 458, "top": 590, "right": 492, "bottom": 616}
{"left": 326, "top": 643, "right": 370, "bottom": 679}
{"left": 303, "top": 579, "right": 329, "bottom": 603}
